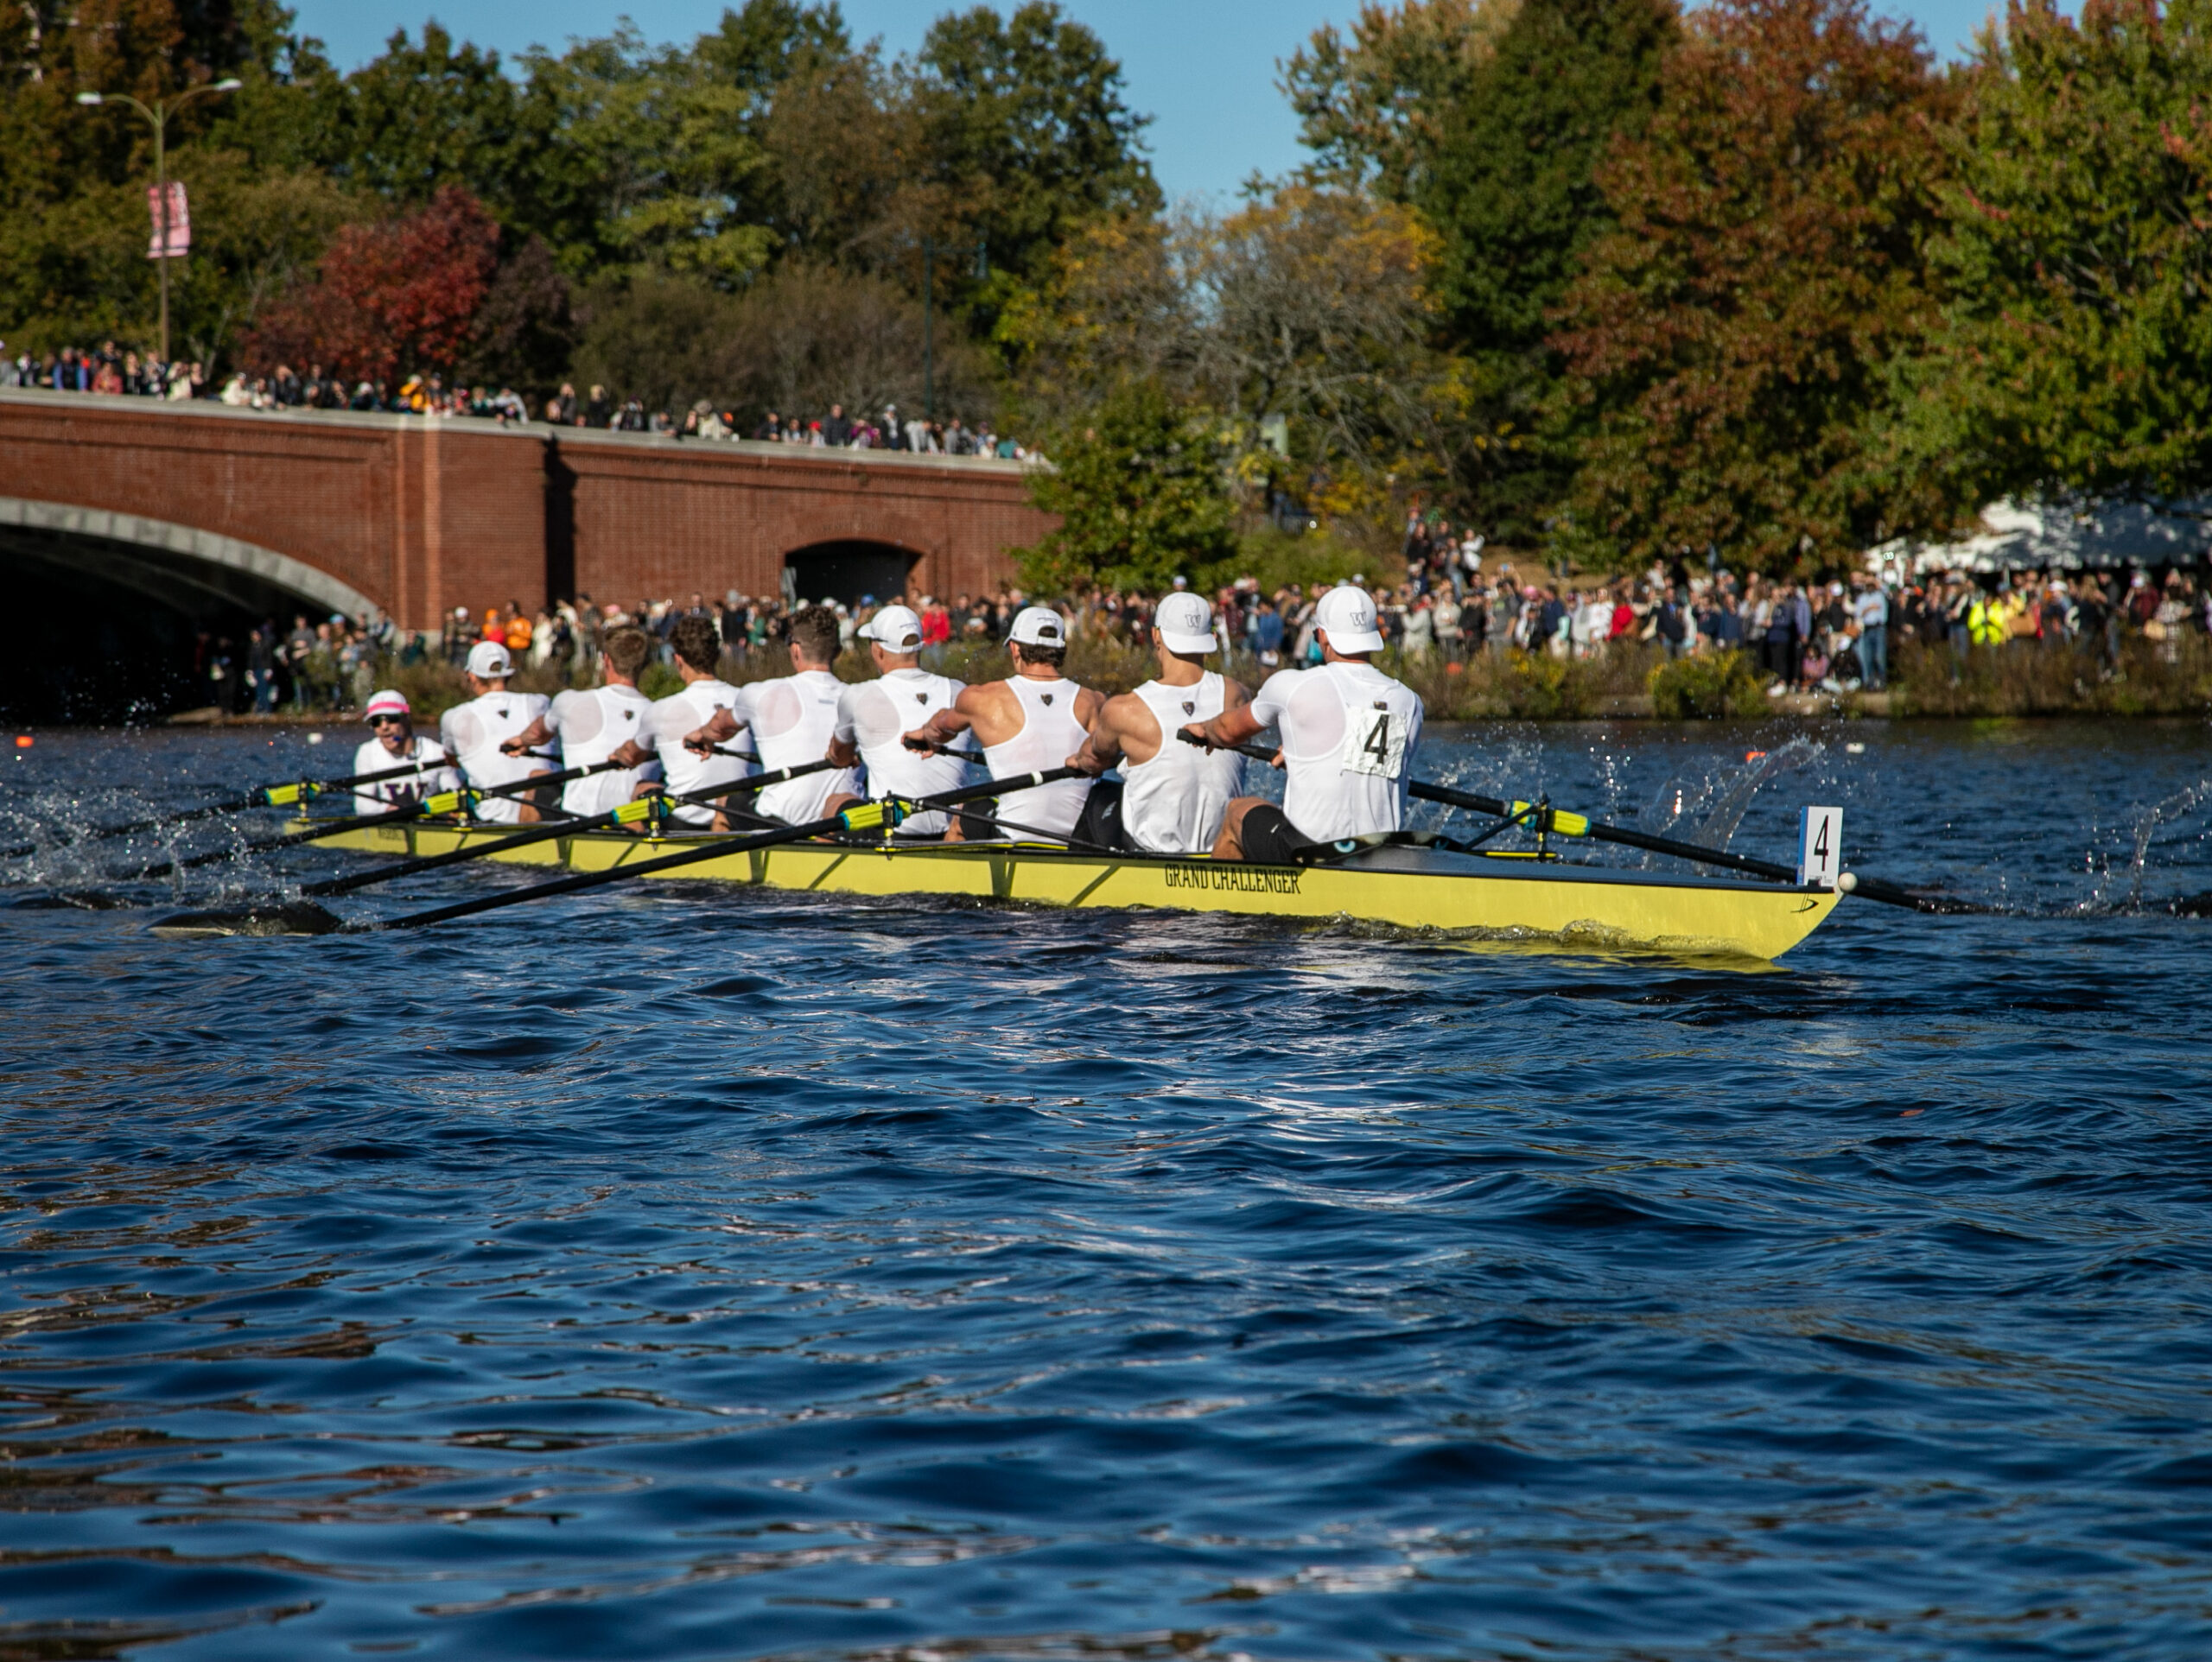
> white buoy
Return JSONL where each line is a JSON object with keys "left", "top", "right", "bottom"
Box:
{"left": 1846, "top": 741, "right": 1866, "bottom": 754}
{"left": 1838, "top": 872, "right": 1859, "bottom": 892}
{"left": 307, "top": 732, "right": 324, "bottom": 745}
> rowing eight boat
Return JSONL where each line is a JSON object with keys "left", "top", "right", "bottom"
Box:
{"left": 308, "top": 818, "right": 1843, "bottom": 960}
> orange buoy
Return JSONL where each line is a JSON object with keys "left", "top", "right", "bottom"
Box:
{"left": 12, "top": 735, "right": 30, "bottom": 749}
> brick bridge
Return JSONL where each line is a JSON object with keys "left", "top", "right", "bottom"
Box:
{"left": 0, "top": 388, "right": 1052, "bottom": 638}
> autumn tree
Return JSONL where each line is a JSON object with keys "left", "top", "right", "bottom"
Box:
{"left": 246, "top": 186, "right": 499, "bottom": 384}
{"left": 1016, "top": 380, "right": 1236, "bottom": 593}
{"left": 1906, "top": 0, "right": 2212, "bottom": 513}
{"left": 1551, "top": 0, "right": 1956, "bottom": 572}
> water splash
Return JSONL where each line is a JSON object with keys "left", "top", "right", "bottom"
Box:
{"left": 2124, "top": 780, "right": 2212, "bottom": 908}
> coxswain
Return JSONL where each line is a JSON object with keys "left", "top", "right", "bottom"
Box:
{"left": 1069, "top": 592, "right": 1249, "bottom": 854}
{"left": 681, "top": 603, "right": 855, "bottom": 825}
{"left": 823, "top": 603, "right": 977, "bottom": 837}
{"left": 627, "top": 614, "right": 750, "bottom": 828}
{"left": 499, "top": 623, "right": 658, "bottom": 815}
{"left": 904, "top": 606, "right": 1100, "bottom": 843}
{"left": 437, "top": 640, "right": 552, "bottom": 823}
{"left": 1183, "top": 585, "right": 1425, "bottom": 863}
{"left": 353, "top": 690, "right": 457, "bottom": 814}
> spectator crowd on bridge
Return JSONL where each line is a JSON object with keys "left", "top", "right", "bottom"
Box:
{"left": 1, "top": 339, "right": 1031, "bottom": 460}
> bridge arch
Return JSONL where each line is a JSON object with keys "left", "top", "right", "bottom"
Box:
{"left": 0, "top": 498, "right": 381, "bottom": 622}
{"left": 780, "top": 538, "right": 925, "bottom": 610}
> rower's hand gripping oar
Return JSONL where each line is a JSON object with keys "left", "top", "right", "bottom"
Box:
{"left": 0, "top": 756, "right": 460, "bottom": 861}
{"left": 372, "top": 768, "right": 1088, "bottom": 932}
{"left": 1178, "top": 733, "right": 1952, "bottom": 913}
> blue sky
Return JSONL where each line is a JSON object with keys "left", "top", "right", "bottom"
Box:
{"left": 292, "top": 1, "right": 2013, "bottom": 205}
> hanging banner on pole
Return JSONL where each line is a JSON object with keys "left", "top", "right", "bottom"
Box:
{"left": 146, "top": 182, "right": 191, "bottom": 259}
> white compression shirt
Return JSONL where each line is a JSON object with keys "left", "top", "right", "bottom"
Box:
{"left": 1120, "top": 674, "right": 1243, "bottom": 855}
{"left": 440, "top": 690, "right": 551, "bottom": 824}
{"left": 350, "top": 736, "right": 457, "bottom": 814}
{"left": 735, "top": 669, "right": 857, "bottom": 824}
{"left": 651, "top": 678, "right": 750, "bottom": 828}
{"left": 547, "top": 684, "right": 660, "bottom": 815}
{"left": 836, "top": 668, "right": 976, "bottom": 836}
{"left": 1248, "top": 660, "right": 1425, "bottom": 842}
{"left": 980, "top": 676, "right": 1093, "bottom": 842}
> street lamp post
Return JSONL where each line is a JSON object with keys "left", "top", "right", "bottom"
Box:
{"left": 77, "top": 79, "right": 242, "bottom": 366}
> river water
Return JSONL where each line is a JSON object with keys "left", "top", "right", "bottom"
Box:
{"left": 2, "top": 719, "right": 2209, "bottom": 1661}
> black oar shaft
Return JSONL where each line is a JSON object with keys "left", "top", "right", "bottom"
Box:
{"left": 380, "top": 768, "right": 1083, "bottom": 930}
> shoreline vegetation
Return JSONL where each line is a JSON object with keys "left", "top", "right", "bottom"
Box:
{"left": 154, "top": 633, "right": 2212, "bottom": 728}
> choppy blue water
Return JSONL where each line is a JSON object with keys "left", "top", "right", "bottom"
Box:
{"left": 2, "top": 719, "right": 2209, "bottom": 1661}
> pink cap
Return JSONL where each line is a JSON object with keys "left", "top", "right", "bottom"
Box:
{"left": 363, "top": 689, "right": 411, "bottom": 721}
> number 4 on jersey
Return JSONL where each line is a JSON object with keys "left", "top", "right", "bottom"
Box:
{"left": 1341, "top": 703, "right": 1408, "bottom": 780}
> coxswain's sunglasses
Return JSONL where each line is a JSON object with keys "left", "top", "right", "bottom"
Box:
{"left": 368, "top": 714, "right": 406, "bottom": 727}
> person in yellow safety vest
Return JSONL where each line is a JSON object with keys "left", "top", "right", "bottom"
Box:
{"left": 1967, "top": 592, "right": 2008, "bottom": 646}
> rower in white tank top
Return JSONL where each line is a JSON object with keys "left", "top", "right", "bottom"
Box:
{"left": 734, "top": 668, "right": 855, "bottom": 823}
{"left": 1122, "top": 674, "right": 1243, "bottom": 853}
{"left": 840, "top": 678, "right": 975, "bottom": 831}
{"left": 982, "top": 675, "right": 1095, "bottom": 841}
{"left": 546, "top": 683, "right": 658, "bottom": 815}
{"left": 1069, "top": 593, "right": 1251, "bottom": 855}
{"left": 439, "top": 644, "right": 551, "bottom": 825}
{"left": 902, "top": 606, "right": 1103, "bottom": 846}
{"left": 652, "top": 676, "right": 749, "bottom": 826}
{"left": 1183, "top": 586, "right": 1427, "bottom": 863}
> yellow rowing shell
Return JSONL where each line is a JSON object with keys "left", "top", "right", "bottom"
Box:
{"left": 312, "top": 821, "right": 1843, "bottom": 961}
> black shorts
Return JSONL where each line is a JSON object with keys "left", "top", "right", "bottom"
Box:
{"left": 1238, "top": 802, "right": 1312, "bottom": 866}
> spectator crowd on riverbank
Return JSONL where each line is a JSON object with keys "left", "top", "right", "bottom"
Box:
{"left": 0, "top": 340, "right": 1027, "bottom": 458}
{"left": 185, "top": 548, "right": 2212, "bottom": 723}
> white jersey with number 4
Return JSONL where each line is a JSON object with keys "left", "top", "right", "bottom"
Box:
{"left": 1247, "top": 660, "right": 1424, "bottom": 843}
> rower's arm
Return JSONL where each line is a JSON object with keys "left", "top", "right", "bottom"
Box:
{"left": 827, "top": 737, "right": 859, "bottom": 767}
{"left": 905, "top": 686, "right": 982, "bottom": 752}
{"left": 1071, "top": 695, "right": 1135, "bottom": 774}
{"left": 1185, "top": 701, "right": 1265, "bottom": 752}
{"left": 682, "top": 707, "right": 741, "bottom": 756}
{"left": 500, "top": 713, "right": 554, "bottom": 755}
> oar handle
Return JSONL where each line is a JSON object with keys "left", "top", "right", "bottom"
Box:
{"left": 380, "top": 768, "right": 1084, "bottom": 931}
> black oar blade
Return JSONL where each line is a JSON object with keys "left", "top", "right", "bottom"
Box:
{"left": 151, "top": 901, "right": 346, "bottom": 940}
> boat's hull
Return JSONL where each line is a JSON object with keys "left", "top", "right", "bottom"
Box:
{"left": 312, "top": 821, "right": 1843, "bottom": 960}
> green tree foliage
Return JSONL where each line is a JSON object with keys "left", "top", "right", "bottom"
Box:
{"left": 912, "top": 3, "right": 1160, "bottom": 294}
{"left": 1284, "top": 0, "right": 1676, "bottom": 538}
{"left": 1906, "top": 0, "right": 2212, "bottom": 511}
{"left": 1015, "top": 380, "right": 1236, "bottom": 593}
{"left": 1550, "top": 0, "right": 1955, "bottom": 572}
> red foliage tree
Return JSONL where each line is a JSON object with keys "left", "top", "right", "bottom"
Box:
{"left": 247, "top": 187, "right": 500, "bottom": 385}
{"left": 1549, "top": 0, "right": 1957, "bottom": 572}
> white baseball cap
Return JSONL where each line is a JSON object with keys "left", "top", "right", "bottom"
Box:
{"left": 1313, "top": 584, "right": 1385, "bottom": 654}
{"left": 363, "top": 689, "right": 411, "bottom": 722}
{"left": 467, "top": 640, "right": 514, "bottom": 678}
{"left": 1007, "top": 606, "right": 1067, "bottom": 648}
{"left": 1153, "top": 591, "right": 1218, "bottom": 654}
{"left": 860, "top": 604, "right": 924, "bottom": 650}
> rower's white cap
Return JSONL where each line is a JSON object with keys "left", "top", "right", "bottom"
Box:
{"left": 1154, "top": 591, "right": 1218, "bottom": 654}
{"left": 466, "top": 640, "right": 514, "bottom": 678}
{"left": 860, "top": 604, "right": 924, "bottom": 651}
{"left": 1007, "top": 606, "right": 1068, "bottom": 648}
{"left": 363, "top": 689, "right": 411, "bottom": 721}
{"left": 1313, "top": 584, "right": 1385, "bottom": 654}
